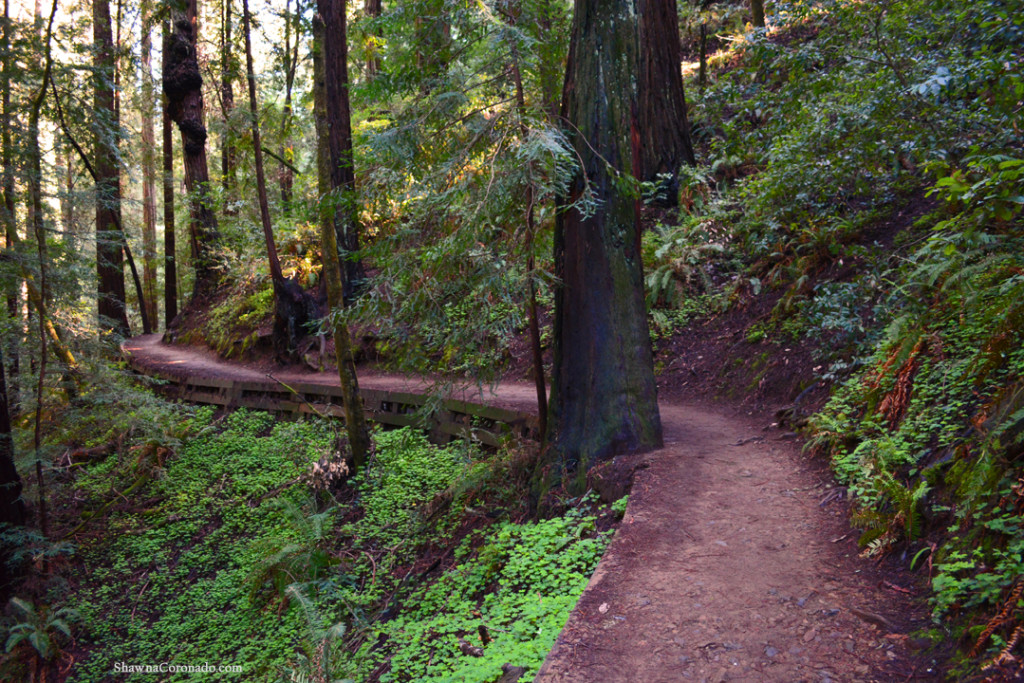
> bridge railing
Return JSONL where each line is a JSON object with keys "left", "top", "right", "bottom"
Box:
{"left": 123, "top": 352, "right": 539, "bottom": 447}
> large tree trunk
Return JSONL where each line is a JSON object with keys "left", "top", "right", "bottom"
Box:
{"left": 319, "top": 0, "right": 365, "bottom": 302}
{"left": 544, "top": 0, "right": 663, "bottom": 484}
{"left": 141, "top": 0, "right": 159, "bottom": 329}
{"left": 163, "top": 0, "right": 222, "bottom": 300}
{"left": 94, "top": 0, "right": 131, "bottom": 336}
{"left": 313, "top": 7, "right": 370, "bottom": 470}
{"left": 638, "top": 0, "right": 695, "bottom": 205}
{"left": 1, "top": 0, "right": 19, "bottom": 416}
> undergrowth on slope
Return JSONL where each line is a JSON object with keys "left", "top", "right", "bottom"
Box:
{"left": 2, "top": 386, "right": 611, "bottom": 682}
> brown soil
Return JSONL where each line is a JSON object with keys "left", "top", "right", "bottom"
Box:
{"left": 122, "top": 336, "right": 943, "bottom": 682}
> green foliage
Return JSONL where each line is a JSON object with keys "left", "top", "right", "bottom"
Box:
{"left": 346, "top": 428, "right": 472, "bottom": 550}
{"left": 3, "top": 598, "right": 78, "bottom": 661}
{"left": 53, "top": 402, "right": 612, "bottom": 682}
{"left": 68, "top": 409, "right": 338, "bottom": 681}
{"left": 362, "top": 505, "right": 610, "bottom": 682}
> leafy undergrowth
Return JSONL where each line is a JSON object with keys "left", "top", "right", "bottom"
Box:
{"left": 3, "top": 390, "right": 614, "bottom": 682}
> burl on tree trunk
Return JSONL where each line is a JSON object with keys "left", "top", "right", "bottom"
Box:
{"left": 162, "top": 2, "right": 221, "bottom": 298}
{"left": 544, "top": 0, "right": 663, "bottom": 486}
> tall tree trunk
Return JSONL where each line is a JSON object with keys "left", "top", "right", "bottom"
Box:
{"left": 319, "top": 0, "right": 365, "bottom": 302}
{"left": 362, "top": 0, "right": 381, "bottom": 78}
{"left": 1, "top": 0, "right": 19, "bottom": 416}
{"left": 163, "top": 0, "right": 222, "bottom": 300}
{"left": 278, "top": 0, "right": 300, "bottom": 211}
{"left": 141, "top": 0, "right": 159, "bottom": 329}
{"left": 751, "top": 0, "right": 765, "bottom": 28}
{"left": 502, "top": 7, "right": 548, "bottom": 442}
{"left": 637, "top": 0, "right": 695, "bottom": 205}
{"left": 29, "top": 0, "right": 59, "bottom": 541}
{"left": 313, "top": 7, "right": 370, "bottom": 470}
{"left": 94, "top": 0, "right": 131, "bottom": 336}
{"left": 162, "top": 83, "right": 178, "bottom": 326}
{"left": 240, "top": 0, "right": 284, "bottom": 288}
{"left": 543, "top": 0, "right": 663, "bottom": 485}
{"left": 220, "top": 0, "right": 236, "bottom": 197}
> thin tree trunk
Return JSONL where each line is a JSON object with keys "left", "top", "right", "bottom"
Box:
{"left": 313, "top": 8, "right": 370, "bottom": 471}
{"left": 29, "top": 0, "right": 59, "bottom": 540}
{"left": 50, "top": 76, "right": 150, "bottom": 336}
{"left": 140, "top": 0, "right": 159, "bottom": 329}
{"left": 543, "top": 0, "right": 663, "bottom": 485}
{"left": 363, "top": 0, "right": 381, "bottom": 77}
{"left": 94, "top": 0, "right": 131, "bottom": 336}
{"left": 241, "top": 0, "right": 284, "bottom": 288}
{"left": 1, "top": 0, "right": 19, "bottom": 416}
{"left": 163, "top": 0, "right": 222, "bottom": 300}
{"left": 699, "top": 22, "right": 707, "bottom": 91}
{"left": 220, "top": 0, "right": 236, "bottom": 197}
{"left": 163, "top": 86, "right": 178, "bottom": 326}
{"left": 278, "top": 0, "right": 300, "bottom": 211}
{"left": 506, "top": 17, "right": 547, "bottom": 442}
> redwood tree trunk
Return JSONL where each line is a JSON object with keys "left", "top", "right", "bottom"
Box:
{"left": 220, "top": 0, "right": 236, "bottom": 197}
{"left": 141, "top": 0, "right": 159, "bottom": 329}
{"left": 638, "top": 0, "right": 695, "bottom": 204}
{"left": 313, "top": 8, "right": 370, "bottom": 470}
{"left": 319, "top": 0, "right": 365, "bottom": 302}
{"left": 94, "top": 0, "right": 131, "bottom": 336}
{"left": 162, "top": 87, "right": 178, "bottom": 326}
{"left": 544, "top": 0, "right": 663, "bottom": 482}
{"left": 163, "top": 0, "right": 222, "bottom": 299}
{"left": 1, "top": 0, "right": 19, "bottom": 415}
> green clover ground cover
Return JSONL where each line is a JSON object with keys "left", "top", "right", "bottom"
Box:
{"left": 63, "top": 408, "right": 612, "bottom": 682}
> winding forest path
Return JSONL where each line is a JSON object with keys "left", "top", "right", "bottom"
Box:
{"left": 122, "top": 335, "right": 937, "bottom": 682}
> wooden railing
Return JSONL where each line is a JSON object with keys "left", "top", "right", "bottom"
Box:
{"left": 123, "top": 354, "right": 538, "bottom": 448}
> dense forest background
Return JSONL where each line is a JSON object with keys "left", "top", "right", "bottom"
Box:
{"left": 0, "top": 0, "right": 1023, "bottom": 680}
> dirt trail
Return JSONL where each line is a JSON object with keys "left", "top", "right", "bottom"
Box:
{"left": 122, "top": 336, "right": 937, "bottom": 682}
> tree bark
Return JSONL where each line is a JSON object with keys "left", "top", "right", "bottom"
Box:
{"left": 163, "top": 89, "right": 178, "bottom": 326}
{"left": 94, "top": 0, "right": 131, "bottom": 336}
{"left": 141, "top": 0, "right": 159, "bottom": 329}
{"left": 544, "top": 0, "right": 663, "bottom": 483}
{"left": 278, "top": 0, "right": 299, "bottom": 210}
{"left": 0, "top": 345, "right": 24, "bottom": 531}
{"left": 637, "top": 0, "right": 695, "bottom": 205}
{"left": 318, "top": 0, "right": 365, "bottom": 302}
{"left": 313, "top": 9, "right": 371, "bottom": 470}
{"left": 163, "top": 0, "right": 222, "bottom": 299}
{"left": 220, "top": 0, "right": 236, "bottom": 197}
{"left": 241, "top": 0, "right": 285, "bottom": 288}
{"left": 363, "top": 0, "right": 381, "bottom": 77}
{"left": 751, "top": 0, "right": 765, "bottom": 28}
{"left": 1, "top": 0, "right": 19, "bottom": 416}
